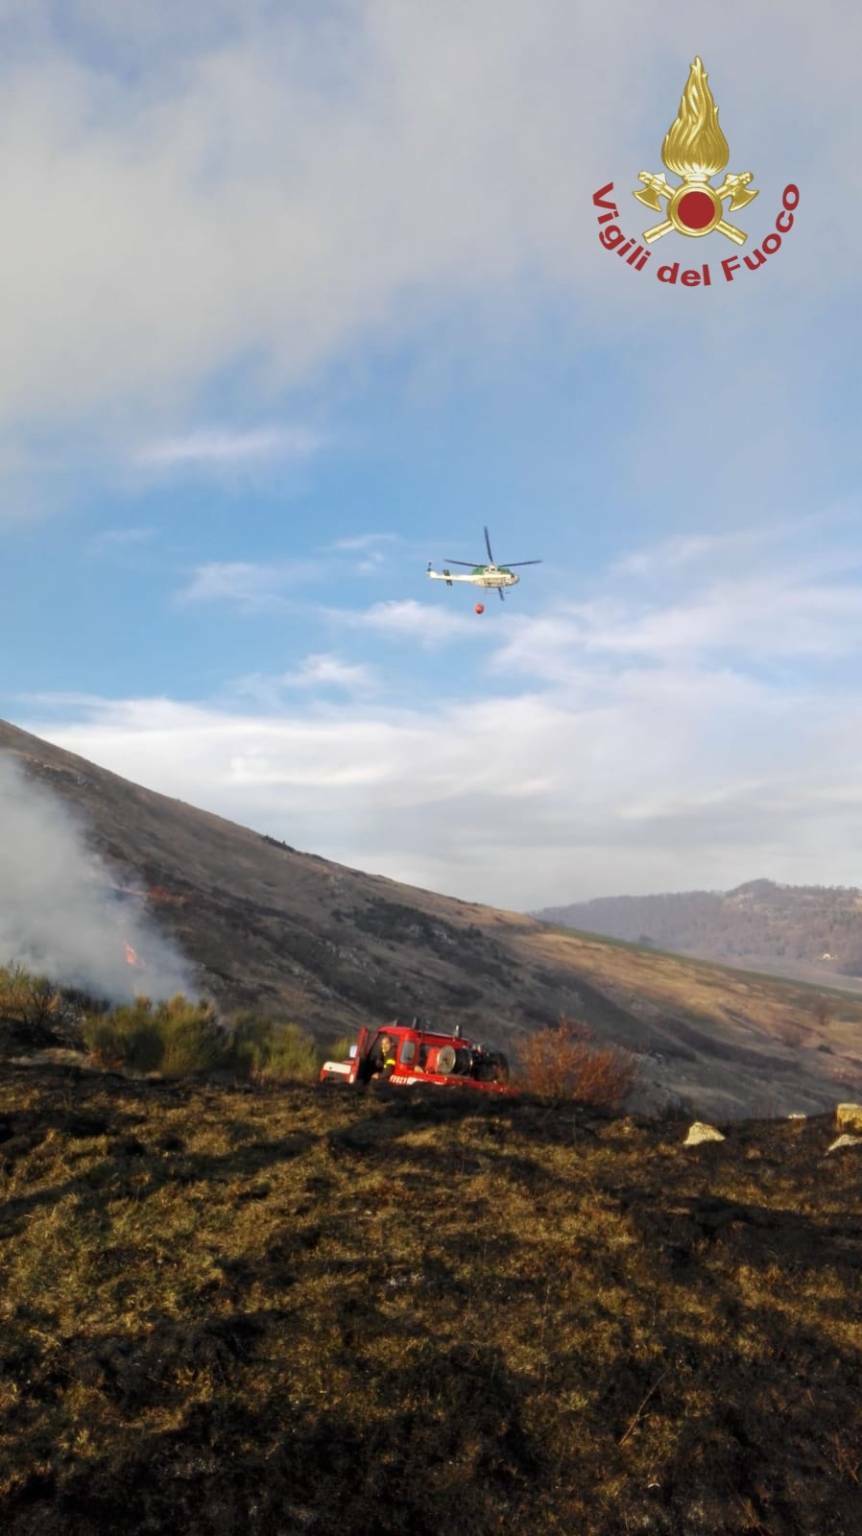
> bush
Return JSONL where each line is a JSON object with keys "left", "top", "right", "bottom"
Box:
{"left": 814, "top": 998, "right": 836, "bottom": 1031}
{"left": 159, "top": 998, "right": 225, "bottom": 1076}
{"left": 259, "top": 1023, "right": 321, "bottom": 1082}
{"left": 0, "top": 964, "right": 65, "bottom": 1031}
{"left": 516, "top": 1017, "right": 636, "bottom": 1110}
{"left": 328, "top": 1035, "right": 353, "bottom": 1062}
{"left": 83, "top": 1010, "right": 164, "bottom": 1072}
{"left": 227, "top": 1014, "right": 322, "bottom": 1083}
{"left": 0, "top": 964, "right": 85, "bottom": 1050}
{"left": 80, "top": 995, "right": 322, "bottom": 1082}
{"left": 82, "top": 995, "right": 224, "bottom": 1075}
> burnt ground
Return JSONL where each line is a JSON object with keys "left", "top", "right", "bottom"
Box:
{"left": 1, "top": 1065, "right": 860, "bottom": 1535}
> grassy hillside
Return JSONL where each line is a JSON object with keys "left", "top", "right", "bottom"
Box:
{"left": 3, "top": 718, "right": 862, "bottom": 1117}
{"left": 1, "top": 1064, "right": 860, "bottom": 1535}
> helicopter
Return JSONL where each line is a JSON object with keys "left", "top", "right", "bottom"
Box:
{"left": 426, "top": 525, "right": 541, "bottom": 607}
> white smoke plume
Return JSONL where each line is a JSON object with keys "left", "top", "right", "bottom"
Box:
{"left": 0, "top": 754, "right": 197, "bottom": 1002}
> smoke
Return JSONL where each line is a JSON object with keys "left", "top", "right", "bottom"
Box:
{"left": 0, "top": 754, "right": 197, "bottom": 1002}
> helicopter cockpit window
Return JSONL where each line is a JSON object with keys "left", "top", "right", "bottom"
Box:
{"left": 400, "top": 1039, "right": 416, "bottom": 1065}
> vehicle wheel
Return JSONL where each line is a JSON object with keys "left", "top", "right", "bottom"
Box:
{"left": 437, "top": 1045, "right": 457, "bottom": 1074}
{"left": 477, "top": 1052, "right": 509, "bottom": 1083}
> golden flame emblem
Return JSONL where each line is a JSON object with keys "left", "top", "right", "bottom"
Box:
{"left": 634, "top": 58, "right": 757, "bottom": 244}
{"left": 662, "top": 56, "right": 729, "bottom": 179}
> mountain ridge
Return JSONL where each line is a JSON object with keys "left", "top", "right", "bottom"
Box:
{"left": 534, "top": 879, "right": 862, "bottom": 986}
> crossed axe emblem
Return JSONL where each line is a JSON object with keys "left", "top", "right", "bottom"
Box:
{"left": 634, "top": 170, "right": 758, "bottom": 245}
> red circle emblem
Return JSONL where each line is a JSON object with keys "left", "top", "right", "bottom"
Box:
{"left": 474, "top": 602, "right": 485, "bottom": 615}
{"left": 676, "top": 189, "right": 716, "bottom": 232}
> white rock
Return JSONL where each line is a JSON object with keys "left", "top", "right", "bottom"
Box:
{"left": 826, "top": 1134, "right": 862, "bottom": 1155}
{"left": 683, "top": 1122, "right": 725, "bottom": 1146}
{"left": 836, "top": 1103, "right": 862, "bottom": 1134}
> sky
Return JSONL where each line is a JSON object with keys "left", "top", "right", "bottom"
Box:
{"left": 1, "top": 0, "right": 861, "bottom": 911}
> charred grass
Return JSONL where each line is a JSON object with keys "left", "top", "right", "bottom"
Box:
{"left": 1, "top": 1069, "right": 861, "bottom": 1535}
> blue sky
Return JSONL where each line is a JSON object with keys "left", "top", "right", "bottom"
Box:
{"left": 2, "top": 1, "right": 861, "bottom": 908}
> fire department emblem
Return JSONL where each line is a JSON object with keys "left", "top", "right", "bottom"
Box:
{"left": 634, "top": 57, "right": 758, "bottom": 245}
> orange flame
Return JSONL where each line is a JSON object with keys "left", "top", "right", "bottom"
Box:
{"left": 124, "top": 942, "right": 143, "bottom": 969}
{"left": 662, "top": 57, "right": 730, "bottom": 180}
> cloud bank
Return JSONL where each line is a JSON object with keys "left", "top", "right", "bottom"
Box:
{"left": 23, "top": 521, "right": 862, "bottom": 911}
{"left": 0, "top": 0, "right": 854, "bottom": 469}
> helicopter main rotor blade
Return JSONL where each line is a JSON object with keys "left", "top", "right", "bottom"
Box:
{"left": 444, "top": 559, "right": 481, "bottom": 567}
{"left": 484, "top": 526, "right": 495, "bottom": 563}
{"left": 501, "top": 560, "right": 542, "bottom": 567}
{"left": 498, "top": 585, "right": 505, "bottom": 601}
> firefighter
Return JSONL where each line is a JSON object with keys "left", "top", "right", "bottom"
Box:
{"left": 368, "top": 1032, "right": 397, "bottom": 1079}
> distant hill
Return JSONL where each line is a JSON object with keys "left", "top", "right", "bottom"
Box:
{"left": 534, "top": 879, "right": 862, "bottom": 984}
{"left": 3, "top": 718, "right": 862, "bottom": 1118}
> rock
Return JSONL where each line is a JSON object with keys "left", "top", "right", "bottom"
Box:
{"left": 826, "top": 1134, "right": 862, "bottom": 1155}
{"left": 787, "top": 1113, "right": 806, "bottom": 1120}
{"left": 836, "top": 1103, "right": 862, "bottom": 1134}
{"left": 683, "top": 1122, "right": 725, "bottom": 1147}
{"left": 9, "top": 1048, "right": 89, "bottom": 1069}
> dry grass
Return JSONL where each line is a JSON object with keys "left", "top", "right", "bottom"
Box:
{"left": 1, "top": 1066, "right": 860, "bottom": 1535}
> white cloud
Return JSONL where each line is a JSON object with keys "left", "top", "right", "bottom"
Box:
{"left": 89, "top": 526, "right": 154, "bottom": 552}
{"left": 233, "top": 653, "right": 378, "bottom": 704}
{"left": 138, "top": 425, "right": 322, "bottom": 469}
{"left": 613, "top": 528, "right": 777, "bottom": 580}
{"left": 286, "top": 653, "right": 377, "bottom": 691}
{"left": 338, "top": 598, "right": 482, "bottom": 648}
{"left": 177, "top": 559, "right": 320, "bottom": 609}
{"left": 328, "top": 533, "right": 399, "bottom": 573}
{"left": 494, "top": 545, "right": 862, "bottom": 680}
{"left": 330, "top": 534, "right": 398, "bottom": 553}
{"left": 612, "top": 510, "right": 858, "bottom": 583}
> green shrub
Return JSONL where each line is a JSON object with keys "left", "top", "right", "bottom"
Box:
{"left": 82, "top": 994, "right": 225, "bottom": 1075}
{"left": 225, "top": 1013, "right": 272, "bottom": 1078}
{"left": 226, "top": 1014, "right": 321, "bottom": 1083}
{"left": 82, "top": 1009, "right": 165, "bottom": 1072}
{"left": 81, "top": 1015, "right": 120, "bottom": 1067}
{"left": 260, "top": 1023, "right": 321, "bottom": 1082}
{"left": 328, "top": 1035, "right": 353, "bottom": 1062}
{"left": 159, "top": 999, "right": 226, "bottom": 1077}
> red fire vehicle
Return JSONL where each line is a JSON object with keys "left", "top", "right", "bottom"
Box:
{"left": 319, "top": 1020, "right": 512, "bottom": 1094}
